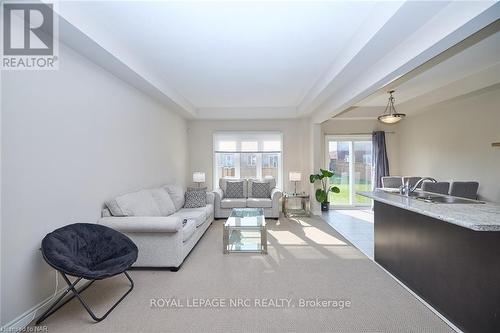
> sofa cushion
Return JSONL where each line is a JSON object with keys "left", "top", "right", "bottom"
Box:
{"left": 246, "top": 198, "right": 273, "bottom": 208}
{"left": 248, "top": 178, "right": 276, "bottom": 197}
{"left": 225, "top": 181, "right": 245, "bottom": 198}
{"left": 182, "top": 219, "right": 196, "bottom": 242}
{"left": 106, "top": 190, "right": 162, "bottom": 217}
{"left": 149, "top": 188, "right": 176, "bottom": 216}
{"left": 163, "top": 184, "right": 185, "bottom": 211}
{"left": 250, "top": 182, "right": 271, "bottom": 198}
{"left": 220, "top": 198, "right": 247, "bottom": 209}
{"left": 184, "top": 190, "right": 207, "bottom": 208}
{"left": 173, "top": 207, "right": 207, "bottom": 227}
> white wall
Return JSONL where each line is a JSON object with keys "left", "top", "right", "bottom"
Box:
{"left": 397, "top": 88, "right": 500, "bottom": 202}
{"left": 0, "top": 70, "right": 3, "bottom": 326}
{"left": 1, "top": 43, "right": 188, "bottom": 325}
{"left": 187, "top": 119, "right": 311, "bottom": 194}
{"left": 309, "top": 122, "right": 322, "bottom": 214}
{"left": 321, "top": 119, "right": 401, "bottom": 176}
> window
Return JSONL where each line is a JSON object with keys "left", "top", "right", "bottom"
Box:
{"left": 262, "top": 153, "right": 280, "bottom": 180}
{"left": 216, "top": 153, "right": 236, "bottom": 178}
{"left": 240, "top": 153, "right": 257, "bottom": 178}
{"left": 214, "top": 132, "right": 283, "bottom": 189}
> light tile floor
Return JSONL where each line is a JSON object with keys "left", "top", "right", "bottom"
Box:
{"left": 322, "top": 209, "right": 374, "bottom": 258}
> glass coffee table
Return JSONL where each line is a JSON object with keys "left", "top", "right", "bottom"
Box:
{"left": 223, "top": 208, "right": 267, "bottom": 254}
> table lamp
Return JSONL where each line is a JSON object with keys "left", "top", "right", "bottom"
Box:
{"left": 193, "top": 172, "right": 205, "bottom": 187}
{"left": 289, "top": 172, "right": 301, "bottom": 194}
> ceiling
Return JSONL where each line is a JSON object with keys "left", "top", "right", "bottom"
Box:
{"left": 59, "top": 1, "right": 377, "bottom": 108}
{"left": 54, "top": 1, "right": 499, "bottom": 121}
{"left": 338, "top": 24, "right": 500, "bottom": 119}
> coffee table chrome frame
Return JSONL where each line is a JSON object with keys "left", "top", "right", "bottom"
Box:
{"left": 223, "top": 210, "right": 267, "bottom": 254}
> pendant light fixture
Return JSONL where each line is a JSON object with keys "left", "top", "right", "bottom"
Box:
{"left": 378, "top": 90, "right": 406, "bottom": 124}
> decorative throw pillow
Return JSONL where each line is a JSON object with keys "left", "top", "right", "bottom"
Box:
{"left": 251, "top": 182, "right": 271, "bottom": 198}
{"left": 225, "top": 181, "right": 244, "bottom": 198}
{"left": 106, "top": 199, "right": 125, "bottom": 216}
{"left": 184, "top": 190, "right": 207, "bottom": 208}
{"left": 101, "top": 207, "right": 112, "bottom": 217}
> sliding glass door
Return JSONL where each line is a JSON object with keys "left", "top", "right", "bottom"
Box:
{"left": 325, "top": 136, "right": 373, "bottom": 208}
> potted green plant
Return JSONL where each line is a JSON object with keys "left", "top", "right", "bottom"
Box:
{"left": 309, "top": 169, "right": 340, "bottom": 211}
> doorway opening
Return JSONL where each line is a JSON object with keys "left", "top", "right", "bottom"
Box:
{"left": 325, "top": 135, "right": 373, "bottom": 208}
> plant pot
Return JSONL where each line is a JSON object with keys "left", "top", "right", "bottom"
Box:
{"left": 321, "top": 202, "right": 330, "bottom": 211}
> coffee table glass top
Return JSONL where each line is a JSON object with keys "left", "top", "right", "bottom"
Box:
{"left": 225, "top": 208, "right": 265, "bottom": 228}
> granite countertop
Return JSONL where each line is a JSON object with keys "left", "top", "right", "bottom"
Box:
{"left": 359, "top": 190, "right": 500, "bottom": 231}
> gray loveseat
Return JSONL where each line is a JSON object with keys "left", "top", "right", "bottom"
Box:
{"left": 214, "top": 178, "right": 282, "bottom": 219}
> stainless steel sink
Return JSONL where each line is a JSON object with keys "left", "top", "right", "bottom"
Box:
{"left": 385, "top": 190, "right": 484, "bottom": 204}
{"left": 407, "top": 192, "right": 435, "bottom": 199}
{"left": 414, "top": 196, "right": 484, "bottom": 204}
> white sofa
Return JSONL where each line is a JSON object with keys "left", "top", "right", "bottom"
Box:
{"left": 98, "top": 185, "right": 214, "bottom": 270}
{"left": 214, "top": 178, "right": 282, "bottom": 219}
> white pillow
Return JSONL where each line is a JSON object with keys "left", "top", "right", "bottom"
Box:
{"left": 107, "top": 190, "right": 161, "bottom": 216}
{"left": 162, "top": 184, "right": 185, "bottom": 211}
{"left": 149, "top": 188, "right": 176, "bottom": 216}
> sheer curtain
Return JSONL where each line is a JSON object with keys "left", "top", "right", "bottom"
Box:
{"left": 372, "top": 131, "right": 390, "bottom": 188}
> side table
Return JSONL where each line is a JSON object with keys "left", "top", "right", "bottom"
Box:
{"left": 282, "top": 193, "right": 310, "bottom": 217}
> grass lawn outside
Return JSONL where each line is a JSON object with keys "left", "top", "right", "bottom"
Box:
{"left": 328, "top": 183, "right": 373, "bottom": 205}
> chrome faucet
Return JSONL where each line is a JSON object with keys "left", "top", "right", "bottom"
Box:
{"left": 399, "top": 177, "right": 437, "bottom": 196}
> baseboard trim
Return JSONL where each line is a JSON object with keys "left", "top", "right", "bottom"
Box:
{"left": 1, "top": 288, "right": 65, "bottom": 332}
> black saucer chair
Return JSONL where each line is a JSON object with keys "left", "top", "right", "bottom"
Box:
{"left": 36, "top": 223, "right": 138, "bottom": 324}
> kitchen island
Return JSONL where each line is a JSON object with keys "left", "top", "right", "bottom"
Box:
{"left": 360, "top": 190, "right": 500, "bottom": 333}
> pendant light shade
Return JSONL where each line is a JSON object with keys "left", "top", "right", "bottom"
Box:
{"left": 378, "top": 90, "right": 405, "bottom": 124}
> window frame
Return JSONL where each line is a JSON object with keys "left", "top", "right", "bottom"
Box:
{"left": 213, "top": 131, "right": 283, "bottom": 190}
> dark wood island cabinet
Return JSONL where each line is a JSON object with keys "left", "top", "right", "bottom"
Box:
{"left": 360, "top": 190, "right": 500, "bottom": 333}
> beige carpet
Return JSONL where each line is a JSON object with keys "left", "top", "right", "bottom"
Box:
{"left": 31, "top": 216, "right": 454, "bottom": 333}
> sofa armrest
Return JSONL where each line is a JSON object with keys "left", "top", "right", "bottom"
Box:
{"left": 271, "top": 188, "right": 282, "bottom": 207}
{"left": 214, "top": 188, "right": 224, "bottom": 203}
{"left": 270, "top": 188, "right": 283, "bottom": 216}
{"left": 98, "top": 216, "right": 183, "bottom": 233}
{"left": 206, "top": 191, "right": 215, "bottom": 205}
{"left": 271, "top": 188, "right": 282, "bottom": 200}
